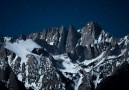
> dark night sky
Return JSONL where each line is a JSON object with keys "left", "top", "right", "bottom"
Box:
{"left": 0, "top": 0, "right": 129, "bottom": 38}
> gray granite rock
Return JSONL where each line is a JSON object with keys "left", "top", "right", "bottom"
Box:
{"left": 58, "top": 25, "right": 68, "bottom": 53}
{"left": 80, "top": 21, "right": 102, "bottom": 46}
{"left": 66, "top": 25, "right": 80, "bottom": 52}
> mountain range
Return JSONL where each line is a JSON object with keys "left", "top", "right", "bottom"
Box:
{"left": 0, "top": 21, "right": 129, "bottom": 90}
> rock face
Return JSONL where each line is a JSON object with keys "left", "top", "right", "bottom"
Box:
{"left": 79, "top": 21, "right": 102, "bottom": 46}
{"left": 0, "top": 21, "right": 129, "bottom": 90}
{"left": 58, "top": 26, "right": 68, "bottom": 53}
{"left": 66, "top": 25, "right": 80, "bottom": 52}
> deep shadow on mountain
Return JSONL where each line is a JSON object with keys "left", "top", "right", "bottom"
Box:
{"left": 96, "top": 62, "right": 129, "bottom": 90}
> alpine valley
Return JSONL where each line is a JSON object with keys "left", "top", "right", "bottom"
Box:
{"left": 0, "top": 21, "right": 129, "bottom": 90}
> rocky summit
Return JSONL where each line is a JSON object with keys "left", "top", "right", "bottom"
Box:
{"left": 0, "top": 21, "right": 129, "bottom": 90}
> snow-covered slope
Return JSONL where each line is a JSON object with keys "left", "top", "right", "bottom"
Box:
{"left": 5, "top": 39, "right": 41, "bottom": 60}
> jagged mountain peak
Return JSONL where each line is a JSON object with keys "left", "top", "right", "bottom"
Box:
{"left": 66, "top": 25, "right": 81, "bottom": 52}
{"left": 85, "top": 20, "right": 101, "bottom": 28}
{"left": 59, "top": 25, "right": 67, "bottom": 33}
{"left": 82, "top": 20, "right": 102, "bottom": 39}
{"left": 68, "top": 25, "right": 78, "bottom": 36}
{"left": 86, "top": 20, "right": 97, "bottom": 26}
{"left": 69, "top": 24, "right": 76, "bottom": 30}
{"left": 79, "top": 21, "right": 103, "bottom": 46}
{"left": 19, "top": 34, "right": 26, "bottom": 40}
{"left": 0, "top": 21, "right": 129, "bottom": 90}
{"left": 60, "top": 25, "right": 65, "bottom": 30}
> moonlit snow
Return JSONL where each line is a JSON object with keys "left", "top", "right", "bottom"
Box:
{"left": 5, "top": 39, "right": 41, "bottom": 59}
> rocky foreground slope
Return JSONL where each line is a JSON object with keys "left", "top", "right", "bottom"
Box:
{"left": 0, "top": 21, "right": 129, "bottom": 90}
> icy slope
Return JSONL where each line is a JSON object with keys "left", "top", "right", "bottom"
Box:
{"left": 5, "top": 39, "right": 41, "bottom": 59}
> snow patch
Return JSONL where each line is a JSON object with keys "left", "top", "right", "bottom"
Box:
{"left": 4, "top": 37, "right": 12, "bottom": 42}
{"left": 53, "top": 54, "right": 80, "bottom": 73}
{"left": 17, "top": 73, "right": 22, "bottom": 81}
{"left": 125, "top": 39, "right": 129, "bottom": 46}
{"left": 93, "top": 73, "right": 102, "bottom": 88}
{"left": 77, "top": 29, "right": 81, "bottom": 32}
{"left": 74, "top": 72, "right": 83, "bottom": 90}
{"left": 5, "top": 39, "right": 41, "bottom": 60}
{"left": 98, "top": 34, "right": 102, "bottom": 43}
{"left": 84, "top": 67, "right": 93, "bottom": 72}
{"left": 82, "top": 52, "right": 105, "bottom": 66}
{"left": 7, "top": 55, "right": 11, "bottom": 66}
{"left": 49, "top": 41, "right": 54, "bottom": 45}
{"left": 116, "top": 61, "right": 121, "bottom": 66}
{"left": 107, "top": 56, "right": 117, "bottom": 59}
{"left": 109, "top": 37, "right": 113, "bottom": 42}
